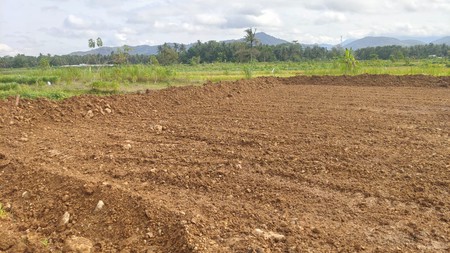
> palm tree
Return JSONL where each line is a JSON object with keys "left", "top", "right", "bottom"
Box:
{"left": 244, "top": 28, "right": 258, "bottom": 48}
{"left": 96, "top": 37, "right": 103, "bottom": 47}
{"left": 88, "top": 39, "right": 95, "bottom": 49}
{"left": 244, "top": 28, "right": 259, "bottom": 62}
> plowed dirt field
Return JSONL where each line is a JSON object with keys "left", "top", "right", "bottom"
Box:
{"left": 0, "top": 75, "right": 449, "bottom": 252}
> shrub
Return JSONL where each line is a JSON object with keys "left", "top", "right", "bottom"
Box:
{"left": 91, "top": 81, "right": 119, "bottom": 93}
{"left": 242, "top": 66, "right": 253, "bottom": 79}
{"left": 0, "top": 203, "right": 8, "bottom": 218}
{"left": 0, "top": 82, "right": 19, "bottom": 91}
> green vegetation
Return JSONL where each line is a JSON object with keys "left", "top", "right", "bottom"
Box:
{"left": 1, "top": 58, "right": 448, "bottom": 99}
{"left": 0, "top": 203, "right": 7, "bottom": 218}
{"left": 0, "top": 27, "right": 448, "bottom": 100}
{"left": 1, "top": 41, "right": 448, "bottom": 68}
{"left": 41, "top": 238, "right": 50, "bottom": 247}
{"left": 341, "top": 49, "right": 358, "bottom": 74}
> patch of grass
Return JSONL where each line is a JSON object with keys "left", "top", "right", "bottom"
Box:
{"left": 242, "top": 65, "right": 253, "bottom": 79}
{"left": 0, "top": 82, "right": 19, "bottom": 91}
{"left": 0, "top": 75, "right": 59, "bottom": 85}
{"left": 91, "top": 80, "right": 119, "bottom": 93}
{"left": 0, "top": 59, "right": 448, "bottom": 99}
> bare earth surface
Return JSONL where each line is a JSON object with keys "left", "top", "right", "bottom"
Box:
{"left": 0, "top": 75, "right": 449, "bottom": 252}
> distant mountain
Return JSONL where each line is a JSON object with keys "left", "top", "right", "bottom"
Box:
{"left": 70, "top": 45, "right": 159, "bottom": 56}
{"left": 71, "top": 32, "right": 289, "bottom": 56}
{"left": 400, "top": 39, "right": 425, "bottom": 46}
{"left": 343, "top": 36, "right": 426, "bottom": 50}
{"left": 302, "top": 43, "right": 335, "bottom": 50}
{"left": 69, "top": 34, "right": 450, "bottom": 56}
{"left": 255, "top": 32, "right": 289, "bottom": 45}
{"left": 223, "top": 32, "right": 289, "bottom": 45}
{"left": 432, "top": 36, "right": 450, "bottom": 45}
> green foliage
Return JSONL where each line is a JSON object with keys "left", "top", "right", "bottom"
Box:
{"left": 96, "top": 37, "right": 103, "bottom": 47}
{"left": 149, "top": 55, "right": 159, "bottom": 66}
{"left": 157, "top": 44, "right": 179, "bottom": 65}
{"left": 91, "top": 81, "right": 119, "bottom": 93}
{"left": 242, "top": 65, "right": 253, "bottom": 79}
{"left": 0, "top": 75, "right": 37, "bottom": 84}
{"left": 2, "top": 42, "right": 449, "bottom": 69}
{"left": 113, "top": 46, "right": 131, "bottom": 65}
{"left": 190, "top": 56, "right": 201, "bottom": 66}
{"left": 341, "top": 49, "right": 358, "bottom": 73}
{"left": 1, "top": 60, "right": 448, "bottom": 100}
{"left": 0, "top": 75, "right": 58, "bottom": 85}
{"left": 244, "top": 28, "right": 258, "bottom": 48}
{"left": 39, "top": 57, "right": 51, "bottom": 69}
{"left": 0, "top": 82, "right": 19, "bottom": 91}
{"left": 88, "top": 39, "right": 95, "bottom": 49}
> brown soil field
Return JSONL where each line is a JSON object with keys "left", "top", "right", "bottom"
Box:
{"left": 0, "top": 75, "right": 449, "bottom": 252}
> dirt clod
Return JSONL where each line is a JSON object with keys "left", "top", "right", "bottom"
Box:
{"left": 95, "top": 200, "right": 105, "bottom": 211}
{"left": 21, "top": 191, "right": 31, "bottom": 199}
{"left": 61, "top": 211, "right": 70, "bottom": 225}
{"left": 85, "top": 110, "right": 94, "bottom": 118}
{"left": 64, "top": 236, "right": 93, "bottom": 253}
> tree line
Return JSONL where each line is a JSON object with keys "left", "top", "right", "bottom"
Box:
{"left": 355, "top": 43, "right": 449, "bottom": 61}
{"left": 1, "top": 39, "right": 448, "bottom": 68}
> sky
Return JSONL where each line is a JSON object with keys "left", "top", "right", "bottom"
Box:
{"left": 1, "top": 0, "right": 449, "bottom": 56}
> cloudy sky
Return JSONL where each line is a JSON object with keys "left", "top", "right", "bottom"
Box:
{"left": 1, "top": 0, "right": 449, "bottom": 56}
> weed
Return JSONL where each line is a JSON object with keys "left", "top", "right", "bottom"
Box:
{"left": 41, "top": 238, "right": 49, "bottom": 247}
{"left": 91, "top": 81, "right": 119, "bottom": 93}
{"left": 0, "top": 82, "right": 19, "bottom": 91}
{"left": 340, "top": 49, "right": 358, "bottom": 74}
{"left": 0, "top": 203, "right": 8, "bottom": 218}
{"left": 242, "top": 66, "right": 253, "bottom": 79}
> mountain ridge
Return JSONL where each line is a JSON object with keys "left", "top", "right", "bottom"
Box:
{"left": 70, "top": 33, "right": 450, "bottom": 56}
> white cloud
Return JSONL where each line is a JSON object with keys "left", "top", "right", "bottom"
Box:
{"left": 0, "top": 43, "right": 18, "bottom": 56}
{"left": 247, "top": 9, "right": 282, "bottom": 27}
{"left": 1, "top": 0, "right": 449, "bottom": 55}
{"left": 224, "top": 9, "right": 282, "bottom": 29}
{"left": 304, "top": 0, "right": 378, "bottom": 13}
{"left": 195, "top": 14, "right": 227, "bottom": 26}
{"left": 115, "top": 33, "right": 127, "bottom": 42}
{"left": 394, "top": 0, "right": 450, "bottom": 12}
{"left": 64, "top": 15, "right": 89, "bottom": 29}
{"left": 41, "top": 5, "right": 62, "bottom": 12}
{"left": 314, "top": 12, "right": 347, "bottom": 25}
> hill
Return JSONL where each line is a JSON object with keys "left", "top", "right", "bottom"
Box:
{"left": 71, "top": 32, "right": 289, "bottom": 56}
{"left": 432, "top": 36, "right": 450, "bottom": 45}
{"left": 343, "top": 36, "right": 425, "bottom": 50}
{"left": 223, "top": 32, "right": 289, "bottom": 45}
{"left": 254, "top": 32, "right": 289, "bottom": 45}
{"left": 70, "top": 34, "right": 450, "bottom": 56}
{"left": 70, "top": 45, "right": 159, "bottom": 56}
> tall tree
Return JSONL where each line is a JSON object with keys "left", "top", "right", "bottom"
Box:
{"left": 244, "top": 28, "right": 258, "bottom": 48}
{"left": 96, "top": 37, "right": 103, "bottom": 47}
{"left": 157, "top": 43, "right": 179, "bottom": 65}
{"left": 88, "top": 38, "right": 95, "bottom": 49}
{"left": 244, "top": 28, "right": 259, "bottom": 62}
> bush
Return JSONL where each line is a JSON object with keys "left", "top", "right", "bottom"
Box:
{"left": 0, "top": 75, "right": 59, "bottom": 85}
{"left": 242, "top": 66, "right": 253, "bottom": 79}
{"left": 91, "top": 81, "right": 119, "bottom": 93}
{"left": 0, "top": 82, "right": 19, "bottom": 91}
{"left": 46, "top": 91, "right": 69, "bottom": 100}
